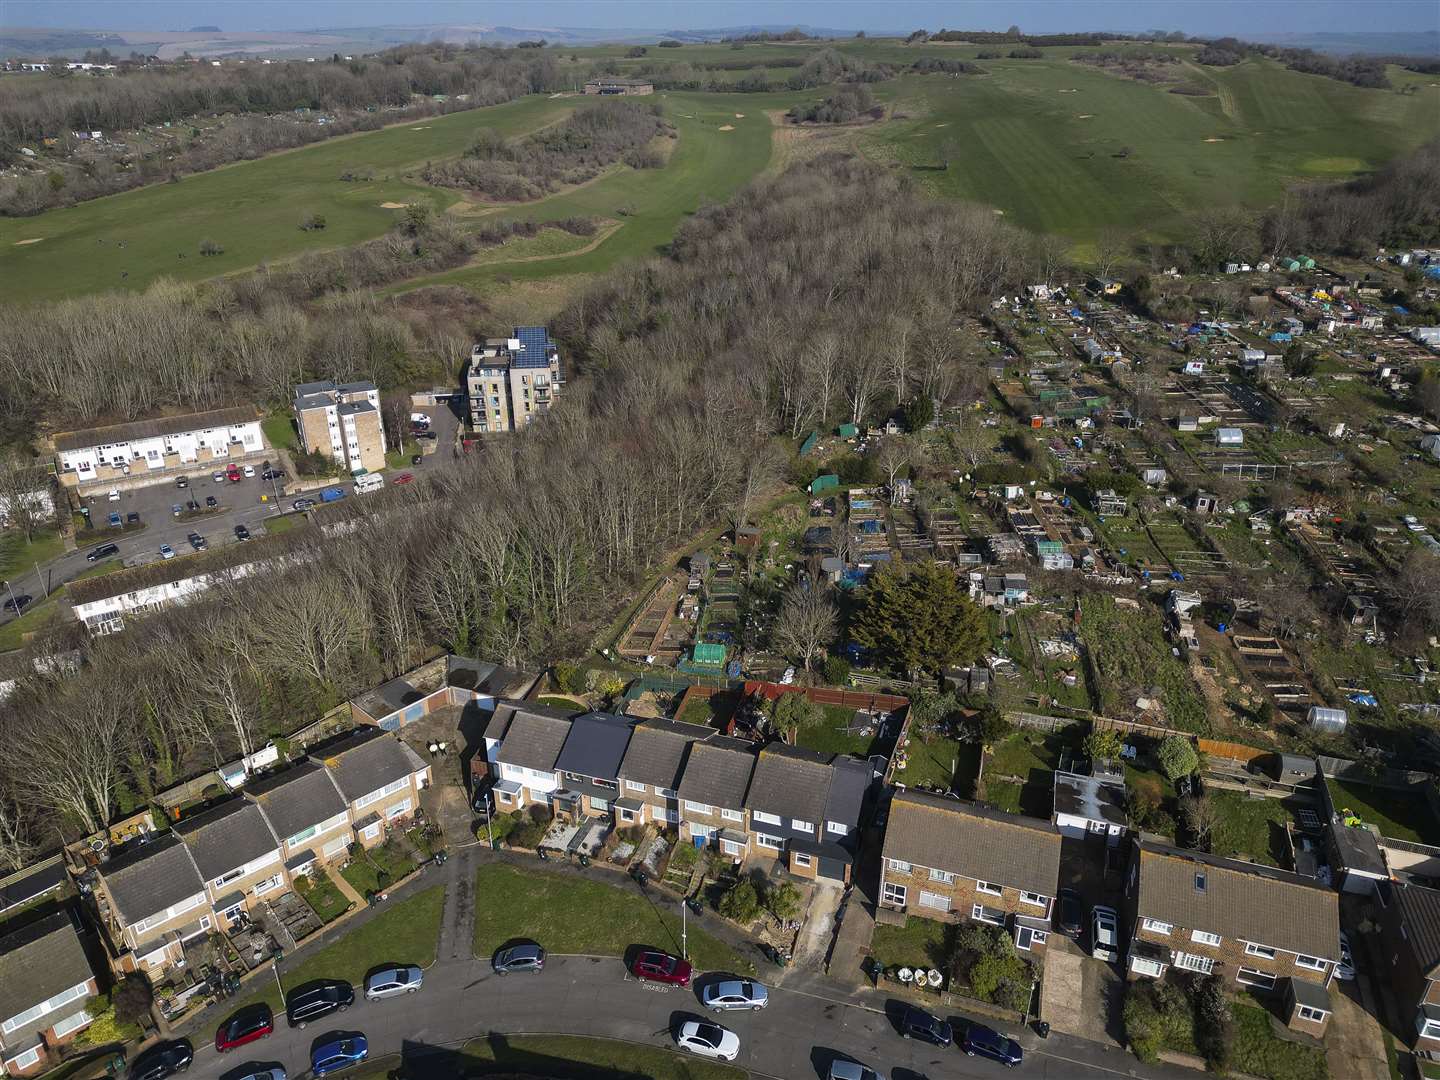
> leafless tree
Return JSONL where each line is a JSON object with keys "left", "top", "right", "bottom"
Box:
{"left": 772, "top": 580, "right": 839, "bottom": 671}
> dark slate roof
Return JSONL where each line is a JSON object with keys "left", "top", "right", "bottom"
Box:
{"left": 744, "top": 744, "right": 836, "bottom": 823}
{"left": 494, "top": 709, "right": 574, "bottom": 772}
{"left": 677, "top": 740, "right": 757, "bottom": 810}
{"left": 98, "top": 834, "right": 205, "bottom": 924}
{"left": 173, "top": 799, "right": 280, "bottom": 881}
{"left": 322, "top": 728, "right": 425, "bottom": 802}
{"left": 1393, "top": 882, "right": 1440, "bottom": 979}
{"left": 0, "top": 854, "right": 68, "bottom": 914}
{"left": 0, "top": 913, "right": 94, "bottom": 1032}
{"left": 553, "top": 713, "right": 635, "bottom": 782}
{"left": 53, "top": 406, "right": 258, "bottom": 453}
{"left": 618, "top": 719, "right": 709, "bottom": 789}
{"left": 823, "top": 757, "right": 871, "bottom": 828}
{"left": 1288, "top": 977, "right": 1331, "bottom": 1011}
{"left": 1135, "top": 840, "right": 1338, "bottom": 961}
{"left": 1053, "top": 771, "right": 1129, "bottom": 828}
{"left": 882, "top": 791, "right": 1061, "bottom": 898}
{"left": 447, "top": 657, "right": 537, "bottom": 696}
{"left": 246, "top": 761, "right": 348, "bottom": 842}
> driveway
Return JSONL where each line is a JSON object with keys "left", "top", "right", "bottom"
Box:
{"left": 789, "top": 881, "right": 843, "bottom": 973}
{"left": 1326, "top": 977, "right": 1391, "bottom": 1080}
{"left": 1040, "top": 935, "right": 1124, "bottom": 1048}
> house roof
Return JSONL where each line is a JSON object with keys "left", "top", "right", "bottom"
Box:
{"left": 494, "top": 709, "right": 574, "bottom": 773}
{"left": 553, "top": 713, "right": 635, "bottom": 781}
{"left": 1392, "top": 882, "right": 1440, "bottom": 979}
{"left": 0, "top": 854, "right": 67, "bottom": 914}
{"left": 618, "top": 719, "right": 709, "bottom": 790}
{"left": 354, "top": 677, "right": 425, "bottom": 720}
{"left": 882, "top": 791, "right": 1062, "bottom": 898}
{"left": 0, "top": 913, "right": 94, "bottom": 1032}
{"left": 744, "top": 744, "right": 836, "bottom": 823}
{"left": 245, "top": 761, "right": 348, "bottom": 842}
{"left": 322, "top": 728, "right": 425, "bottom": 802}
{"left": 512, "top": 326, "right": 556, "bottom": 369}
{"left": 823, "top": 757, "right": 871, "bottom": 828}
{"left": 1135, "top": 841, "right": 1339, "bottom": 961}
{"left": 53, "top": 406, "right": 258, "bottom": 453}
{"left": 98, "top": 834, "right": 205, "bottom": 924}
{"left": 1053, "top": 771, "right": 1129, "bottom": 828}
{"left": 447, "top": 658, "right": 536, "bottom": 697}
{"left": 172, "top": 799, "right": 280, "bottom": 881}
{"left": 677, "top": 740, "right": 757, "bottom": 810}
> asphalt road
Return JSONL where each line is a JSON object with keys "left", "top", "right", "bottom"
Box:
{"left": 186, "top": 952, "right": 1194, "bottom": 1080}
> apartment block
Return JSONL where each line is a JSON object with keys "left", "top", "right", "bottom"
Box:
{"left": 465, "top": 327, "right": 563, "bottom": 434}
{"left": 879, "top": 792, "right": 1061, "bottom": 955}
{"left": 0, "top": 914, "right": 101, "bottom": 1077}
{"left": 293, "top": 380, "right": 387, "bottom": 474}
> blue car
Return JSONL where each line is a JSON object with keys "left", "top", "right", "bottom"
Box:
{"left": 962, "top": 1023, "right": 1024, "bottom": 1068}
{"left": 311, "top": 1034, "right": 368, "bottom": 1076}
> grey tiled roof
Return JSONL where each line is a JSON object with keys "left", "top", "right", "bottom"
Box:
{"left": 0, "top": 913, "right": 95, "bottom": 1038}
{"left": 882, "top": 791, "right": 1061, "bottom": 898}
{"left": 173, "top": 799, "right": 280, "bottom": 881}
{"left": 246, "top": 761, "right": 348, "bottom": 842}
{"left": 98, "top": 834, "right": 205, "bottom": 924}
{"left": 744, "top": 744, "right": 835, "bottom": 823}
{"left": 323, "top": 728, "right": 425, "bottom": 802}
{"left": 677, "top": 740, "right": 757, "bottom": 810}
{"left": 1136, "top": 840, "right": 1338, "bottom": 961}
{"left": 823, "top": 757, "right": 871, "bottom": 828}
{"left": 1393, "top": 882, "right": 1440, "bottom": 979}
{"left": 494, "top": 710, "right": 573, "bottom": 773}
{"left": 618, "top": 719, "right": 709, "bottom": 790}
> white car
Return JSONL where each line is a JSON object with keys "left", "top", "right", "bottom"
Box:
{"left": 1091, "top": 905, "right": 1120, "bottom": 962}
{"left": 159, "top": 544, "right": 175, "bottom": 560}
{"left": 364, "top": 965, "right": 423, "bottom": 1000}
{"left": 106, "top": 489, "right": 120, "bottom": 501}
{"left": 675, "top": 1019, "right": 740, "bottom": 1062}
{"left": 1336, "top": 932, "right": 1355, "bottom": 980}
{"left": 242, "top": 464, "right": 256, "bottom": 478}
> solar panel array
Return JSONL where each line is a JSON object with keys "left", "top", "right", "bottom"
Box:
{"left": 513, "top": 326, "right": 553, "bottom": 368}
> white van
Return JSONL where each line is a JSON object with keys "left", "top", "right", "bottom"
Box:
{"left": 353, "top": 473, "right": 385, "bottom": 495}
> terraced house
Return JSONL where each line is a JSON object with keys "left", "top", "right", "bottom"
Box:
{"left": 615, "top": 718, "right": 710, "bottom": 828}
{"left": 486, "top": 703, "right": 576, "bottom": 813}
{"left": 1375, "top": 879, "right": 1440, "bottom": 1054}
{"left": 549, "top": 712, "right": 635, "bottom": 821}
{"left": 0, "top": 913, "right": 100, "bottom": 1077}
{"left": 322, "top": 728, "right": 431, "bottom": 847}
{"left": 94, "top": 834, "right": 212, "bottom": 974}
{"left": 678, "top": 736, "right": 759, "bottom": 859}
{"left": 742, "top": 745, "right": 869, "bottom": 884}
{"left": 244, "top": 761, "right": 353, "bottom": 879}
{"left": 879, "top": 793, "right": 1061, "bottom": 953}
{"left": 1125, "top": 841, "right": 1341, "bottom": 1035}
{"left": 172, "top": 799, "right": 285, "bottom": 928}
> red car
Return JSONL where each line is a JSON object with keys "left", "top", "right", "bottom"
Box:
{"left": 215, "top": 1003, "right": 273, "bottom": 1052}
{"left": 225, "top": 464, "right": 242, "bottom": 483}
{"left": 393, "top": 472, "right": 414, "bottom": 485}
{"left": 630, "top": 949, "right": 693, "bottom": 987}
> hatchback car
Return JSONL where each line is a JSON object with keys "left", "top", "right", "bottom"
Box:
{"left": 108, "top": 511, "right": 122, "bottom": 528}
{"left": 215, "top": 1004, "right": 273, "bottom": 1052}
{"left": 285, "top": 979, "right": 354, "bottom": 1028}
{"left": 242, "top": 464, "right": 256, "bottom": 478}
{"left": 493, "top": 942, "right": 546, "bottom": 975}
{"left": 175, "top": 475, "right": 189, "bottom": 489}
{"left": 205, "top": 495, "right": 218, "bottom": 509}
{"left": 126, "top": 511, "right": 140, "bottom": 525}
{"left": 159, "top": 544, "right": 175, "bottom": 560}
{"left": 962, "top": 1023, "right": 1024, "bottom": 1067}
{"left": 310, "top": 1034, "right": 368, "bottom": 1077}
{"left": 213, "top": 472, "right": 226, "bottom": 483}
{"left": 128, "top": 1039, "right": 193, "bottom": 1080}
{"left": 107, "top": 488, "right": 121, "bottom": 501}
{"left": 86, "top": 543, "right": 119, "bottom": 562}
{"left": 234, "top": 524, "right": 251, "bottom": 542}
{"left": 226, "top": 465, "right": 242, "bottom": 482}
{"left": 630, "top": 949, "right": 692, "bottom": 987}
{"left": 187, "top": 532, "right": 207, "bottom": 551}
{"left": 675, "top": 1019, "right": 739, "bottom": 1062}
{"left": 1091, "top": 905, "right": 1120, "bottom": 962}
{"left": 364, "top": 965, "right": 422, "bottom": 1000}
{"left": 1056, "top": 888, "right": 1083, "bottom": 938}
{"left": 3, "top": 594, "right": 31, "bottom": 613}
{"left": 702, "top": 979, "right": 768, "bottom": 1012}
{"left": 900, "top": 1005, "right": 953, "bottom": 1047}
{"left": 261, "top": 468, "right": 284, "bottom": 481}
{"left": 826, "top": 1061, "right": 881, "bottom": 1080}
{"left": 1337, "top": 932, "right": 1356, "bottom": 980}
{"left": 172, "top": 503, "right": 184, "bottom": 517}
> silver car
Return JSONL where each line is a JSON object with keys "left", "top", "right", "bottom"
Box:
{"left": 233, "top": 1071, "right": 286, "bottom": 1080}
{"left": 364, "top": 965, "right": 423, "bottom": 1000}
{"left": 828, "top": 1062, "right": 882, "bottom": 1080}
{"left": 701, "top": 978, "right": 769, "bottom": 1012}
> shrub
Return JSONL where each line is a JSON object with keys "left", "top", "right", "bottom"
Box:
{"left": 528, "top": 803, "right": 553, "bottom": 825}
{"left": 299, "top": 212, "right": 327, "bottom": 231}
{"left": 198, "top": 238, "right": 224, "bottom": 256}
{"left": 553, "top": 662, "right": 584, "bottom": 695}
{"left": 718, "top": 881, "right": 760, "bottom": 922}
{"left": 1158, "top": 734, "right": 1199, "bottom": 780}
{"left": 1123, "top": 984, "right": 1163, "bottom": 1063}
{"left": 112, "top": 977, "right": 153, "bottom": 1027}
{"left": 1193, "top": 975, "right": 1234, "bottom": 1071}
{"left": 766, "top": 882, "right": 802, "bottom": 922}
{"left": 820, "top": 654, "right": 851, "bottom": 686}
{"left": 1083, "top": 727, "right": 1125, "bottom": 763}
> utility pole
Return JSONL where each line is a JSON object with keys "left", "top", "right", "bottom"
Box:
{"left": 271, "top": 957, "right": 284, "bottom": 1000}
{"left": 34, "top": 561, "right": 46, "bottom": 599}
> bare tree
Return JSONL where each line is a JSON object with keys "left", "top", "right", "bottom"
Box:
{"left": 772, "top": 581, "right": 839, "bottom": 671}
{"left": 1094, "top": 227, "right": 1131, "bottom": 282}
{"left": 876, "top": 436, "right": 915, "bottom": 504}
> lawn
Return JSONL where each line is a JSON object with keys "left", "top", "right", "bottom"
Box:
{"left": 296, "top": 874, "right": 352, "bottom": 923}
{"left": 341, "top": 838, "right": 419, "bottom": 897}
{"left": 0, "top": 562, "right": 121, "bottom": 652}
{"left": 896, "top": 735, "right": 978, "bottom": 796}
{"left": 675, "top": 690, "right": 736, "bottom": 729}
{"left": 471, "top": 863, "right": 753, "bottom": 975}
{"left": 982, "top": 730, "right": 1069, "bottom": 819}
{"left": 871, "top": 915, "right": 952, "bottom": 974}
{"left": 1208, "top": 792, "right": 1297, "bottom": 868}
{"left": 261, "top": 412, "right": 298, "bottom": 451}
{"left": 793, "top": 704, "right": 879, "bottom": 758}
{"left": 1329, "top": 779, "right": 1440, "bottom": 845}
{"left": 262, "top": 513, "right": 307, "bottom": 536}
{"left": 1231, "top": 1001, "right": 1328, "bottom": 1080}
{"left": 250, "top": 884, "right": 445, "bottom": 1012}
{"left": 0, "top": 528, "right": 65, "bottom": 581}
{"left": 355, "top": 1035, "right": 746, "bottom": 1080}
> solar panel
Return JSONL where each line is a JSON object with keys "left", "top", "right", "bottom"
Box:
{"left": 513, "top": 326, "right": 552, "bottom": 368}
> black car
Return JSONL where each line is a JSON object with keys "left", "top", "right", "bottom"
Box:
{"left": 234, "top": 524, "right": 251, "bottom": 542}
{"left": 86, "top": 542, "right": 119, "bottom": 562}
{"left": 126, "top": 511, "right": 140, "bottom": 525}
{"left": 175, "top": 475, "right": 189, "bottom": 489}
{"left": 261, "top": 468, "right": 285, "bottom": 481}
{"left": 285, "top": 978, "right": 354, "bottom": 1029}
{"left": 3, "top": 594, "right": 32, "bottom": 613}
{"left": 205, "top": 495, "right": 219, "bottom": 509}
{"left": 900, "top": 1005, "right": 953, "bottom": 1048}
{"left": 128, "top": 1038, "right": 193, "bottom": 1080}
{"left": 413, "top": 430, "right": 437, "bottom": 441}
{"left": 187, "top": 532, "right": 207, "bottom": 551}
{"left": 1057, "top": 888, "right": 1084, "bottom": 938}
{"left": 962, "top": 1024, "right": 1024, "bottom": 1068}
{"left": 493, "top": 941, "right": 546, "bottom": 975}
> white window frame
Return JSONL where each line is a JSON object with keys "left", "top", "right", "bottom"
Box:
{"left": 1174, "top": 952, "right": 1215, "bottom": 974}
{"left": 360, "top": 822, "right": 381, "bottom": 841}
{"left": 1295, "top": 954, "right": 1327, "bottom": 971}
{"left": 755, "top": 833, "right": 784, "bottom": 850}
{"left": 625, "top": 780, "right": 646, "bottom": 793}
{"left": 882, "top": 881, "right": 907, "bottom": 907}
{"left": 929, "top": 868, "right": 956, "bottom": 884}
{"left": 353, "top": 777, "right": 409, "bottom": 810}
{"left": 1, "top": 981, "right": 91, "bottom": 1035}
{"left": 51, "top": 1010, "right": 92, "bottom": 1039}
{"left": 793, "top": 852, "right": 813, "bottom": 868}
{"left": 976, "top": 881, "right": 1002, "bottom": 897}
{"left": 919, "top": 890, "right": 950, "bottom": 911}
{"left": 887, "top": 859, "right": 911, "bottom": 873}
{"left": 683, "top": 800, "right": 713, "bottom": 816}
{"left": 252, "top": 874, "right": 282, "bottom": 896}
{"left": 8, "top": 1047, "right": 42, "bottom": 1070}
{"left": 1015, "top": 926, "right": 1048, "bottom": 951}
{"left": 790, "top": 819, "right": 814, "bottom": 833}
{"left": 656, "top": 787, "right": 678, "bottom": 799}
{"left": 1296, "top": 1005, "right": 1329, "bottom": 1023}
{"left": 971, "top": 904, "right": 1005, "bottom": 926}
{"left": 1244, "top": 942, "right": 1276, "bottom": 959}
{"left": 1131, "top": 956, "right": 1165, "bottom": 978}
{"left": 751, "top": 810, "right": 781, "bottom": 826}
{"left": 1237, "top": 967, "right": 1276, "bottom": 989}
{"left": 1019, "top": 891, "right": 1047, "bottom": 908}
{"left": 386, "top": 797, "right": 413, "bottom": 820}
{"left": 721, "top": 839, "right": 744, "bottom": 855}
{"left": 1420, "top": 1017, "right": 1440, "bottom": 1040}
{"left": 721, "top": 808, "right": 743, "bottom": 821}
{"left": 1141, "top": 918, "right": 1172, "bottom": 935}
{"left": 1190, "top": 930, "right": 1222, "bottom": 947}
{"left": 826, "top": 821, "right": 849, "bottom": 836}
{"left": 619, "top": 807, "right": 637, "bottom": 822}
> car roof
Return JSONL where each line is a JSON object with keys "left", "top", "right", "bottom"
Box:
{"left": 829, "top": 1063, "right": 871, "bottom": 1080}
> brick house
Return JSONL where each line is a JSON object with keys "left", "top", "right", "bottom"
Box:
{"left": 616, "top": 718, "right": 709, "bottom": 829}
{"left": 549, "top": 713, "right": 634, "bottom": 822}
{"left": 487, "top": 705, "right": 575, "bottom": 813}
{"left": 1374, "top": 878, "right": 1440, "bottom": 1053}
{"left": 172, "top": 799, "right": 285, "bottom": 930}
{"left": 0, "top": 913, "right": 101, "bottom": 1077}
{"left": 878, "top": 792, "right": 1061, "bottom": 955}
{"left": 677, "top": 736, "right": 758, "bottom": 859}
{"left": 742, "top": 745, "right": 868, "bottom": 884}
{"left": 1125, "top": 840, "right": 1340, "bottom": 1036}
{"left": 322, "top": 728, "right": 431, "bottom": 847}
{"left": 245, "top": 761, "right": 352, "bottom": 880}
{"left": 94, "top": 834, "right": 213, "bottom": 974}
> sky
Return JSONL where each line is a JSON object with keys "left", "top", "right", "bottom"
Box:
{"left": 4, "top": 0, "right": 1437, "bottom": 36}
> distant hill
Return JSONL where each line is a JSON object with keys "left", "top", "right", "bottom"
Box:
{"left": 1248, "top": 30, "right": 1440, "bottom": 57}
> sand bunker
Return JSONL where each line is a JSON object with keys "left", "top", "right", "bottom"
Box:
{"left": 734, "top": 113, "right": 745, "bottom": 118}
{"left": 379, "top": 202, "right": 409, "bottom": 209}
{"left": 13, "top": 238, "right": 41, "bottom": 245}
{"left": 1077, "top": 114, "right": 1094, "bottom": 119}
{"left": 1204, "top": 138, "right": 1224, "bottom": 143}
{"left": 718, "top": 124, "right": 735, "bottom": 131}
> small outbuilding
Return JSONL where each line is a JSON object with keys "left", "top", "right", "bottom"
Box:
{"left": 1216, "top": 427, "right": 1244, "bottom": 446}
{"left": 1307, "top": 706, "right": 1348, "bottom": 734}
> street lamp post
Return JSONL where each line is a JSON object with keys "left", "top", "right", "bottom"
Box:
{"left": 1, "top": 579, "right": 17, "bottom": 614}
{"left": 681, "top": 896, "right": 688, "bottom": 961}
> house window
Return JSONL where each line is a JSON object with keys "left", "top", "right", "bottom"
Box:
{"left": 1420, "top": 1017, "right": 1440, "bottom": 1040}
{"left": 9, "top": 1047, "right": 41, "bottom": 1070}
{"left": 882, "top": 881, "right": 907, "bottom": 907}
{"left": 1174, "top": 952, "right": 1215, "bottom": 974}
{"left": 752, "top": 811, "right": 781, "bottom": 826}
{"left": 888, "top": 859, "right": 911, "bottom": 873}
{"left": 827, "top": 821, "right": 849, "bottom": 836}
{"left": 919, "top": 890, "right": 950, "bottom": 911}
{"left": 793, "top": 852, "right": 813, "bottom": 868}
{"left": 1237, "top": 967, "right": 1276, "bottom": 989}
{"left": 721, "top": 839, "right": 744, "bottom": 856}
{"left": 1131, "top": 956, "right": 1166, "bottom": 978}
{"left": 1295, "top": 954, "right": 1327, "bottom": 971}
{"left": 1191, "top": 930, "right": 1222, "bottom": 947}
{"left": 386, "top": 798, "right": 413, "bottom": 820}
{"left": 1019, "top": 891, "right": 1047, "bottom": 908}
{"left": 976, "top": 881, "right": 1002, "bottom": 897}
{"left": 199, "top": 916, "right": 212, "bottom": 932}
{"left": 755, "top": 833, "right": 783, "bottom": 850}
{"left": 657, "top": 787, "right": 678, "bottom": 799}
{"left": 684, "top": 801, "right": 713, "bottom": 816}
{"left": 929, "top": 869, "right": 956, "bottom": 884}
{"left": 361, "top": 822, "right": 381, "bottom": 841}
{"left": 51, "top": 1010, "right": 92, "bottom": 1039}
{"left": 619, "top": 808, "right": 637, "bottom": 823}
{"left": 721, "top": 808, "right": 743, "bottom": 821}
{"left": 1296, "top": 1005, "right": 1328, "bottom": 1024}
{"left": 1141, "top": 918, "right": 1172, "bottom": 935}
{"left": 1244, "top": 942, "right": 1276, "bottom": 959}
{"left": 590, "top": 798, "right": 609, "bottom": 812}
{"left": 213, "top": 867, "right": 244, "bottom": 889}
{"left": 1015, "top": 926, "right": 1048, "bottom": 951}
{"left": 253, "top": 875, "right": 282, "bottom": 896}
{"left": 791, "top": 819, "right": 814, "bottom": 833}
{"left": 625, "top": 780, "right": 646, "bottom": 792}
{"left": 663, "top": 808, "right": 679, "bottom": 823}
{"left": 971, "top": 905, "right": 1005, "bottom": 926}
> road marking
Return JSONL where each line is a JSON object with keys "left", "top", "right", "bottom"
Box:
{"left": 1031, "top": 1046, "right": 1145, "bottom": 1077}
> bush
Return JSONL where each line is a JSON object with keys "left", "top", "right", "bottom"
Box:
{"left": 1123, "top": 985, "right": 1163, "bottom": 1063}
{"left": 528, "top": 803, "right": 553, "bottom": 825}
{"left": 950, "top": 922, "right": 1035, "bottom": 1009}
{"left": 112, "top": 977, "right": 153, "bottom": 1027}
{"left": 553, "top": 662, "right": 584, "bottom": 695}
{"left": 1193, "top": 975, "right": 1234, "bottom": 1071}
{"left": 821, "top": 654, "right": 851, "bottom": 686}
{"left": 299, "top": 212, "right": 327, "bottom": 231}
{"left": 717, "top": 881, "right": 760, "bottom": 922}
{"left": 1158, "top": 734, "right": 1199, "bottom": 780}
{"left": 1083, "top": 727, "right": 1125, "bottom": 763}
{"left": 198, "top": 238, "right": 224, "bottom": 256}
{"left": 766, "top": 882, "right": 802, "bottom": 922}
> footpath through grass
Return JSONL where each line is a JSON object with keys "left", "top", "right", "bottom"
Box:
{"left": 356, "top": 1035, "right": 745, "bottom": 1080}
{"left": 472, "top": 863, "right": 753, "bottom": 975}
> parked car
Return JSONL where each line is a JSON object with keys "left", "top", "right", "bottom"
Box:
{"left": 126, "top": 511, "right": 140, "bottom": 525}
{"left": 1091, "top": 905, "right": 1120, "bottom": 962}
{"left": 187, "top": 532, "right": 207, "bottom": 551}
{"left": 242, "top": 464, "right": 256, "bottom": 478}
{"left": 128, "top": 1039, "right": 193, "bottom": 1080}
{"left": 261, "top": 468, "right": 285, "bottom": 481}
{"left": 702, "top": 978, "right": 768, "bottom": 1012}
{"left": 226, "top": 464, "right": 242, "bottom": 482}
{"left": 234, "top": 524, "right": 251, "bottom": 542}
{"left": 293, "top": 498, "right": 316, "bottom": 511}
{"left": 492, "top": 942, "right": 546, "bottom": 975}
{"left": 319, "top": 487, "right": 345, "bottom": 503}
{"left": 962, "top": 1023, "right": 1024, "bottom": 1067}
{"left": 107, "top": 488, "right": 120, "bottom": 501}
{"left": 310, "top": 1034, "right": 368, "bottom": 1077}
{"left": 364, "top": 966, "right": 422, "bottom": 1000}
{"left": 206, "top": 495, "right": 218, "bottom": 509}
{"left": 410, "top": 454, "right": 423, "bottom": 466}
{"left": 230, "top": 1069, "right": 285, "bottom": 1080}
{"left": 900, "top": 1005, "right": 953, "bottom": 1047}
{"left": 392, "top": 472, "right": 414, "bottom": 485}
{"left": 213, "top": 472, "right": 226, "bottom": 483}
{"left": 826, "top": 1061, "right": 881, "bottom": 1080}
{"left": 285, "top": 979, "right": 354, "bottom": 1028}
{"left": 413, "top": 430, "right": 437, "bottom": 441}
{"left": 630, "top": 949, "right": 692, "bottom": 987}
{"left": 1336, "top": 932, "right": 1355, "bottom": 980}
{"left": 175, "top": 475, "right": 189, "bottom": 488}
{"left": 1057, "top": 888, "right": 1083, "bottom": 939}
{"left": 107, "top": 511, "right": 122, "bottom": 528}
{"left": 674, "top": 1018, "right": 739, "bottom": 1062}
{"left": 172, "top": 503, "right": 184, "bottom": 517}
{"left": 3, "top": 594, "right": 31, "bottom": 613}
{"left": 86, "top": 543, "right": 119, "bottom": 562}
{"left": 215, "top": 1004, "right": 273, "bottom": 1052}
{"left": 159, "top": 544, "right": 175, "bottom": 560}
